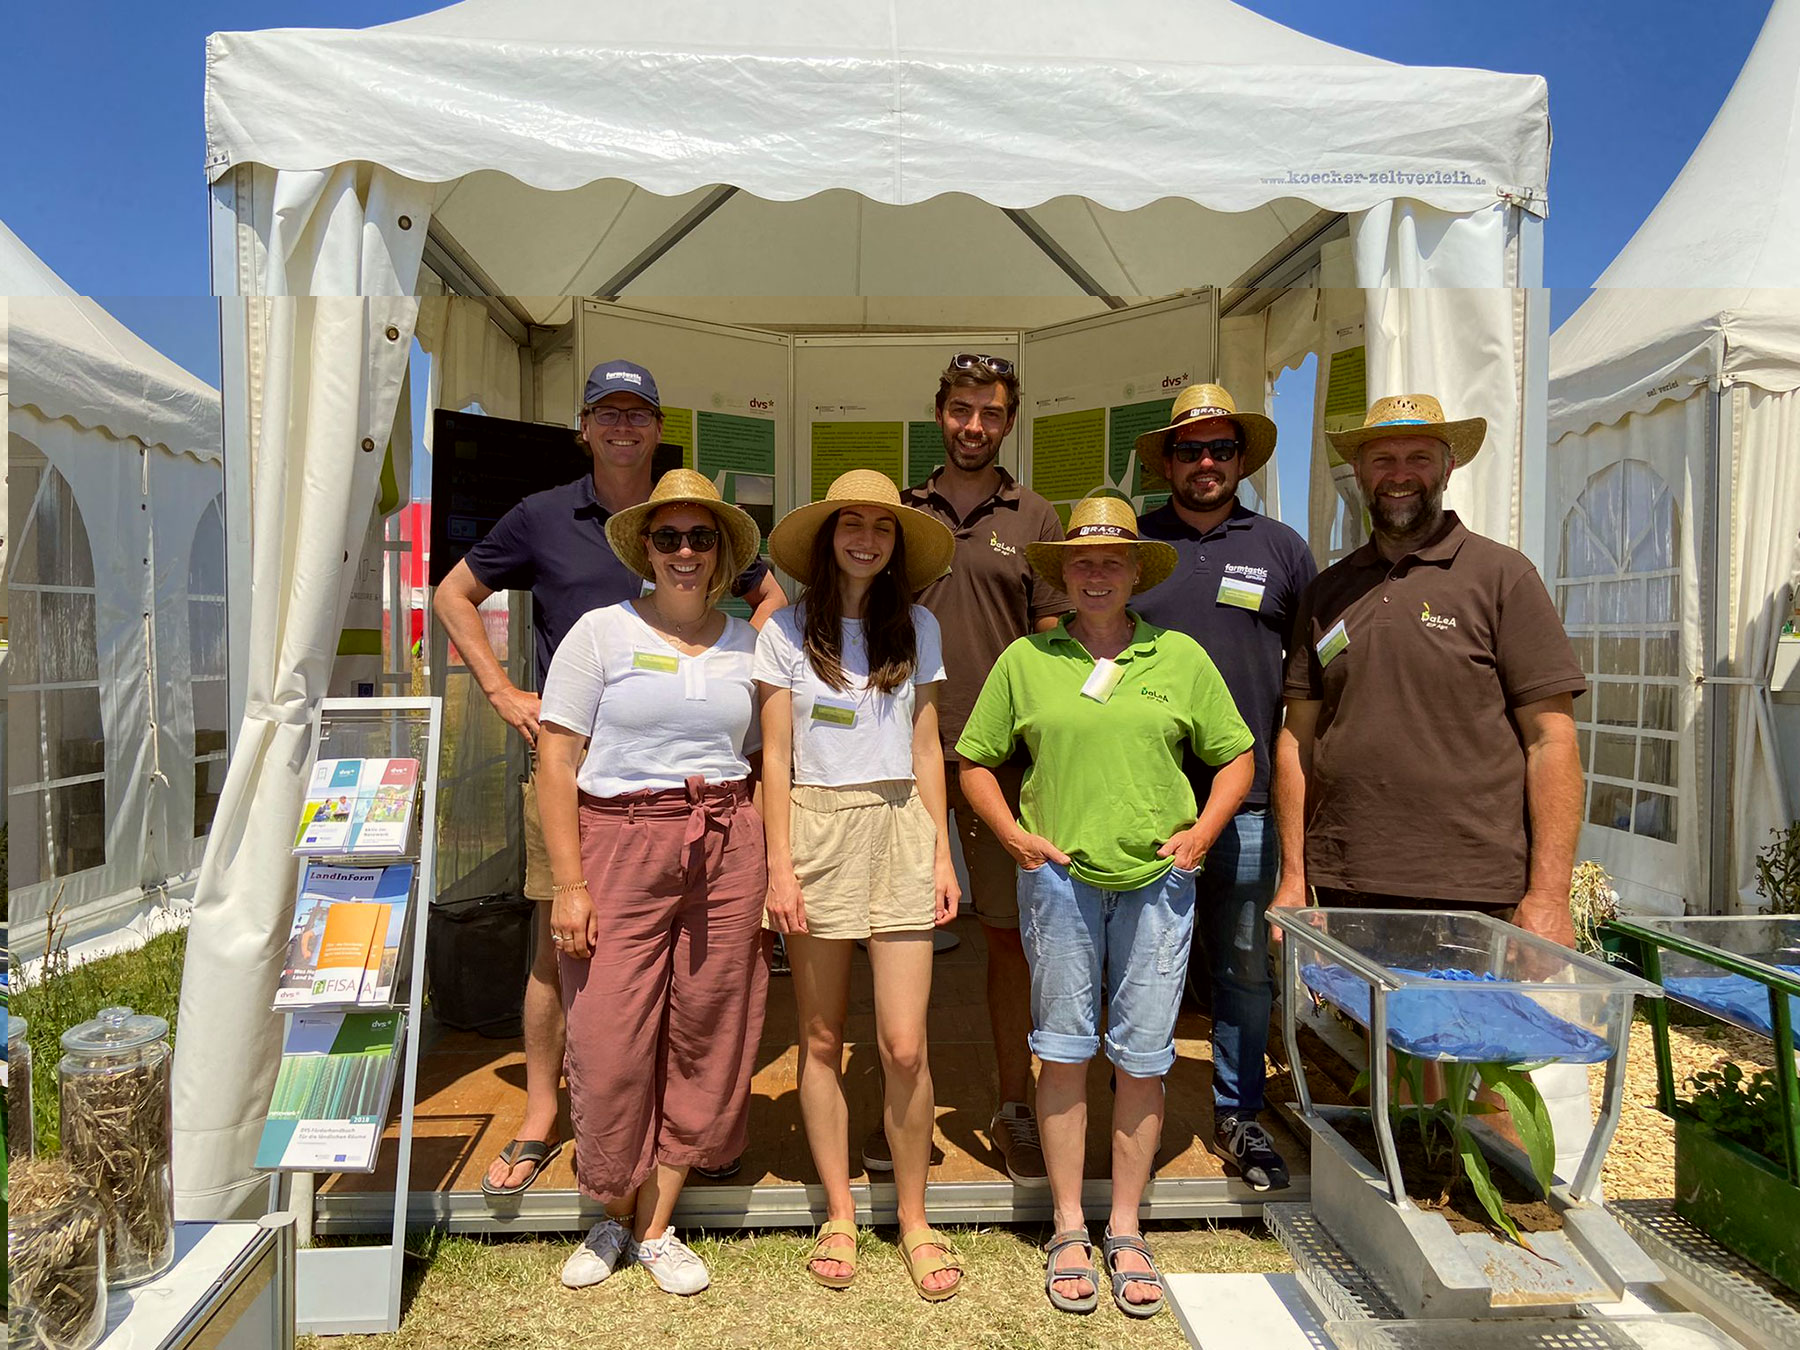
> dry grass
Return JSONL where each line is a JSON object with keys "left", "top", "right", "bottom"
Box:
{"left": 298, "top": 1221, "right": 1290, "bottom": 1349}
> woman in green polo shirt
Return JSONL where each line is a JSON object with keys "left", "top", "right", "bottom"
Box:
{"left": 956, "top": 492, "right": 1254, "bottom": 1320}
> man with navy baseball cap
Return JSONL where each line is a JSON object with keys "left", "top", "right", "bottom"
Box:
{"left": 435, "top": 359, "right": 787, "bottom": 1199}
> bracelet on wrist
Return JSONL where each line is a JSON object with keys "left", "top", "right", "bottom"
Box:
{"left": 552, "top": 881, "right": 589, "bottom": 895}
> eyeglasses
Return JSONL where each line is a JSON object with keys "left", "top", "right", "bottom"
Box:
{"left": 951, "top": 352, "right": 1017, "bottom": 378}
{"left": 643, "top": 526, "right": 720, "bottom": 554}
{"left": 585, "top": 406, "right": 658, "bottom": 427}
{"left": 1169, "top": 438, "right": 1242, "bottom": 464}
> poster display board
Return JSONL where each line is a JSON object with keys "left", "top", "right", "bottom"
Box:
{"left": 1019, "top": 294, "right": 1215, "bottom": 525}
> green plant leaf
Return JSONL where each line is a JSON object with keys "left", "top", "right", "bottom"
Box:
{"left": 1482, "top": 1064, "right": 1557, "bottom": 1199}
{"left": 1457, "top": 1127, "right": 1531, "bottom": 1250}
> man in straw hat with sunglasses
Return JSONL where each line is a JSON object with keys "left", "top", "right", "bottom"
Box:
{"left": 855, "top": 353, "right": 1071, "bottom": 1190}
{"left": 1274, "top": 395, "right": 1585, "bottom": 943}
{"left": 1131, "top": 383, "right": 1316, "bottom": 1194}
{"left": 434, "top": 359, "right": 787, "bottom": 1198}
{"left": 956, "top": 492, "right": 1254, "bottom": 1316}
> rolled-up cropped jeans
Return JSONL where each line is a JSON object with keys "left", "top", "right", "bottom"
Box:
{"left": 1016, "top": 859, "right": 1196, "bottom": 1077}
{"left": 1192, "top": 808, "right": 1277, "bottom": 1115}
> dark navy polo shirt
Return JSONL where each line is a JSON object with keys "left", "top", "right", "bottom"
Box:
{"left": 1135, "top": 501, "right": 1316, "bottom": 807}
{"left": 463, "top": 473, "right": 770, "bottom": 688}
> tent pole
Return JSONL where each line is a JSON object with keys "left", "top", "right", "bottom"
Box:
{"left": 1000, "top": 208, "right": 1125, "bottom": 308}
{"left": 210, "top": 172, "right": 254, "bottom": 757}
{"left": 422, "top": 223, "right": 533, "bottom": 344}
{"left": 1703, "top": 386, "right": 1736, "bottom": 912}
{"left": 592, "top": 185, "right": 739, "bottom": 300}
{"left": 1516, "top": 211, "right": 1549, "bottom": 570}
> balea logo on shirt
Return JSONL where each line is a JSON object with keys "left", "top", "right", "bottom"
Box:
{"left": 1419, "top": 600, "right": 1458, "bottom": 631}
{"left": 989, "top": 530, "right": 1018, "bottom": 557}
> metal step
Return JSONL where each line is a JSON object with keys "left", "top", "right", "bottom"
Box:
{"left": 1610, "top": 1199, "right": 1800, "bottom": 1350}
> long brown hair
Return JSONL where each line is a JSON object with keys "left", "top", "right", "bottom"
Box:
{"left": 801, "top": 510, "right": 917, "bottom": 694}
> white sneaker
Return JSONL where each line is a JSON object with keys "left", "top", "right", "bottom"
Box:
{"left": 561, "top": 1219, "right": 633, "bottom": 1288}
{"left": 635, "top": 1230, "right": 711, "bottom": 1295}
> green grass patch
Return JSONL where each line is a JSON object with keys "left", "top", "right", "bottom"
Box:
{"left": 12, "top": 929, "right": 187, "bottom": 1156}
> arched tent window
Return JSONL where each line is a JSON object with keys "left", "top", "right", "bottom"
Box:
{"left": 189, "top": 496, "right": 228, "bottom": 836}
{"left": 1556, "top": 459, "right": 1681, "bottom": 843}
{"left": 6, "top": 443, "right": 106, "bottom": 885}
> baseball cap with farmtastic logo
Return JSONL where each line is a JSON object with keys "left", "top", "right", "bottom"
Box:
{"left": 583, "top": 359, "right": 661, "bottom": 411}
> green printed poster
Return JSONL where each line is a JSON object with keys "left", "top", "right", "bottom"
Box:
{"left": 811, "top": 422, "right": 904, "bottom": 498}
{"left": 1323, "top": 345, "right": 1367, "bottom": 463}
{"left": 907, "top": 421, "right": 946, "bottom": 483}
{"left": 1031, "top": 408, "right": 1106, "bottom": 503}
{"left": 1108, "top": 397, "right": 1176, "bottom": 493}
{"left": 696, "top": 411, "right": 775, "bottom": 475}
{"left": 660, "top": 406, "right": 695, "bottom": 468}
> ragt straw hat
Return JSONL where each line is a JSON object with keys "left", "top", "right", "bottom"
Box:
{"left": 1025, "top": 493, "right": 1178, "bottom": 596}
{"left": 1133, "top": 383, "right": 1278, "bottom": 489}
{"left": 769, "top": 469, "right": 955, "bottom": 594}
{"left": 1325, "top": 393, "right": 1486, "bottom": 466}
{"left": 605, "top": 469, "right": 762, "bottom": 597}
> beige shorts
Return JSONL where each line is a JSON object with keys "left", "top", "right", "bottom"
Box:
{"left": 788, "top": 782, "right": 937, "bottom": 940}
{"left": 521, "top": 758, "right": 552, "bottom": 903}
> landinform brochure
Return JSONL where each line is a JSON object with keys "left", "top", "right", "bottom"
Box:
{"left": 275, "top": 862, "right": 416, "bottom": 1009}
{"left": 256, "top": 1010, "right": 405, "bottom": 1172}
{"left": 292, "top": 757, "right": 420, "bottom": 855}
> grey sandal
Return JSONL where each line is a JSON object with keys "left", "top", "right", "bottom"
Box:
{"left": 1102, "top": 1229, "right": 1166, "bottom": 1318}
{"left": 1043, "top": 1228, "right": 1099, "bottom": 1314}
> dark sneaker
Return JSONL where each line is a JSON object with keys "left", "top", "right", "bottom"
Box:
{"left": 990, "top": 1102, "right": 1049, "bottom": 1188}
{"left": 692, "top": 1156, "right": 741, "bottom": 1180}
{"left": 861, "top": 1125, "right": 893, "bottom": 1174}
{"left": 1214, "top": 1113, "right": 1291, "bottom": 1192}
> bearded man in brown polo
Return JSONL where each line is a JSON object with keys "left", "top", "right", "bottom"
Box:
{"left": 1273, "top": 395, "right": 1585, "bottom": 944}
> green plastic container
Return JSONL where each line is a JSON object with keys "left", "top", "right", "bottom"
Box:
{"left": 1675, "top": 1115, "right": 1800, "bottom": 1292}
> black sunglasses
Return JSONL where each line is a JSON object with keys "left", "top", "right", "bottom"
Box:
{"left": 1169, "top": 438, "right": 1242, "bottom": 464}
{"left": 643, "top": 526, "right": 720, "bottom": 554}
{"left": 951, "top": 352, "right": 1017, "bottom": 378}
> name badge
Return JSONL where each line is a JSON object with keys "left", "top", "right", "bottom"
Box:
{"left": 1217, "top": 576, "right": 1266, "bottom": 611}
{"left": 1080, "top": 658, "right": 1126, "bottom": 703}
{"left": 1316, "top": 619, "right": 1350, "bottom": 668}
{"left": 811, "top": 700, "right": 857, "bottom": 728}
{"left": 632, "top": 650, "right": 679, "bottom": 674}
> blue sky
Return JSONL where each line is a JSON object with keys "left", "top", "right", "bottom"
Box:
{"left": 2, "top": 0, "right": 1774, "bottom": 517}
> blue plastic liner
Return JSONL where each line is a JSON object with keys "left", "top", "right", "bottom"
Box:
{"left": 1301, "top": 964, "right": 1615, "bottom": 1063}
{"left": 1664, "top": 965, "right": 1800, "bottom": 1040}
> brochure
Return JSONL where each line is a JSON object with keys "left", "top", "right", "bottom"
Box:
{"left": 275, "top": 863, "right": 415, "bottom": 1009}
{"left": 256, "top": 1009, "right": 405, "bottom": 1173}
{"left": 293, "top": 757, "right": 420, "bottom": 856}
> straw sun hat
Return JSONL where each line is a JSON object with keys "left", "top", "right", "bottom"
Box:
{"left": 1325, "top": 393, "right": 1487, "bottom": 466}
{"left": 768, "top": 469, "right": 955, "bottom": 594}
{"left": 1025, "top": 494, "right": 1178, "bottom": 596}
{"left": 604, "top": 468, "right": 763, "bottom": 595}
{"left": 1133, "top": 383, "right": 1278, "bottom": 490}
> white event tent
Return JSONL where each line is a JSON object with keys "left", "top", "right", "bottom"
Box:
{"left": 181, "top": 0, "right": 1556, "bottom": 1217}
{"left": 3, "top": 222, "right": 227, "bottom": 959}
{"left": 1548, "top": 0, "right": 1800, "bottom": 917}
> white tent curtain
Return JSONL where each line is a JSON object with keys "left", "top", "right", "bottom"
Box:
{"left": 1725, "top": 381, "right": 1800, "bottom": 910}
{"left": 173, "top": 295, "right": 420, "bottom": 1218}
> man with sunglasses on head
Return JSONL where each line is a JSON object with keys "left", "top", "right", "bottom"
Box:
{"left": 860, "top": 352, "right": 1070, "bottom": 1189}
{"left": 1130, "top": 384, "right": 1315, "bottom": 1193}
{"left": 434, "top": 359, "right": 787, "bottom": 1199}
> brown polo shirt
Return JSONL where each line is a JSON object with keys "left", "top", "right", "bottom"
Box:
{"left": 903, "top": 466, "right": 1070, "bottom": 750}
{"left": 1282, "top": 512, "right": 1586, "bottom": 906}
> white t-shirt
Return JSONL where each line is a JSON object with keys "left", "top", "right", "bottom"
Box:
{"left": 539, "top": 602, "right": 761, "bottom": 799}
{"left": 752, "top": 603, "right": 945, "bottom": 787}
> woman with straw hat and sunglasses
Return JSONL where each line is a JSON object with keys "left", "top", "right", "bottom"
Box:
{"left": 955, "top": 491, "right": 1255, "bottom": 1318}
{"left": 755, "top": 469, "right": 964, "bottom": 1301}
{"left": 536, "top": 469, "right": 770, "bottom": 1297}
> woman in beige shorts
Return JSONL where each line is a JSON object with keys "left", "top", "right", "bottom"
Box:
{"left": 755, "top": 471, "right": 963, "bottom": 1301}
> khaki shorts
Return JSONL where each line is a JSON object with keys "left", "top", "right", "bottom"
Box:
{"left": 788, "top": 782, "right": 937, "bottom": 939}
{"left": 947, "top": 759, "right": 1025, "bottom": 930}
{"left": 521, "top": 759, "right": 553, "bottom": 902}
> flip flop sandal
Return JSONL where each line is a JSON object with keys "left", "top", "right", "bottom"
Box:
{"left": 899, "top": 1227, "right": 963, "bottom": 1303}
{"left": 1102, "top": 1230, "right": 1167, "bottom": 1319}
{"left": 1043, "top": 1227, "right": 1099, "bottom": 1314}
{"left": 480, "top": 1138, "right": 564, "bottom": 1198}
{"left": 805, "top": 1220, "right": 858, "bottom": 1290}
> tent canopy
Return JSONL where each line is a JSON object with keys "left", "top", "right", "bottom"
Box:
{"left": 205, "top": 0, "right": 1550, "bottom": 310}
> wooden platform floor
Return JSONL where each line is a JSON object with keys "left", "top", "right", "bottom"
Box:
{"left": 321, "top": 914, "right": 1311, "bottom": 1210}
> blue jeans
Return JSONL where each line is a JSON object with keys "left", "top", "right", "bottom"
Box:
{"left": 1016, "top": 859, "right": 1196, "bottom": 1077}
{"left": 1193, "top": 809, "right": 1278, "bottom": 1114}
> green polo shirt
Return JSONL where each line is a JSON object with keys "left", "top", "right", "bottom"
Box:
{"left": 956, "top": 615, "right": 1254, "bottom": 890}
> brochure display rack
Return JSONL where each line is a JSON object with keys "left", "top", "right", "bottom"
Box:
{"left": 268, "top": 697, "right": 441, "bottom": 1336}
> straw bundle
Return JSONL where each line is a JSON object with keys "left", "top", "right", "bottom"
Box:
{"left": 59, "top": 1047, "right": 173, "bottom": 1285}
{"left": 9, "top": 1156, "right": 108, "bottom": 1350}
